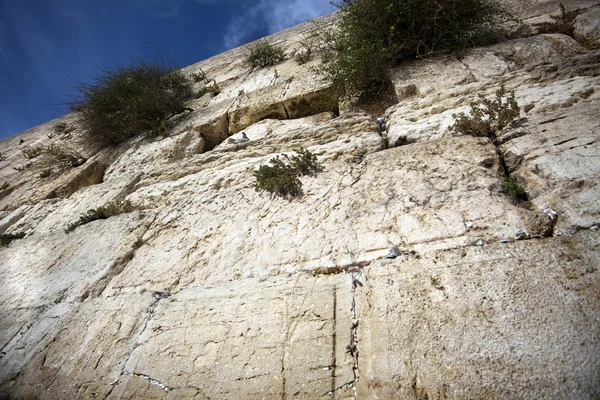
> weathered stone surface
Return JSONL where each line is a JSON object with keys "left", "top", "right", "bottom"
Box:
{"left": 0, "top": 2, "right": 599, "bottom": 399}
{"left": 357, "top": 231, "right": 600, "bottom": 399}
{"left": 574, "top": 5, "right": 600, "bottom": 48}
{"left": 1, "top": 294, "right": 154, "bottom": 399}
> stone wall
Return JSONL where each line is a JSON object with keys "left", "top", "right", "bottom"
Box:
{"left": 1, "top": 1, "right": 599, "bottom": 398}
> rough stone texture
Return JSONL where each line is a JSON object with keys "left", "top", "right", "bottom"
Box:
{"left": 357, "top": 232, "right": 600, "bottom": 399}
{"left": 574, "top": 5, "right": 600, "bottom": 48}
{"left": 1, "top": 2, "right": 600, "bottom": 399}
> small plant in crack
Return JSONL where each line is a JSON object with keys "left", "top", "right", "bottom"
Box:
{"left": 450, "top": 85, "right": 519, "bottom": 141}
{"left": 65, "top": 199, "right": 140, "bottom": 233}
{"left": 253, "top": 149, "right": 323, "bottom": 198}
{"left": 534, "top": 3, "right": 578, "bottom": 37}
{"left": 0, "top": 232, "right": 26, "bottom": 246}
{"left": 243, "top": 39, "right": 286, "bottom": 70}
{"left": 502, "top": 176, "right": 529, "bottom": 204}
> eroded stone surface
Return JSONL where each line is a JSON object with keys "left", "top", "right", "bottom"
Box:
{"left": 357, "top": 232, "right": 600, "bottom": 399}
{"left": 0, "top": 2, "right": 599, "bottom": 399}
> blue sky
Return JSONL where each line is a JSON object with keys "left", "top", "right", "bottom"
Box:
{"left": 0, "top": 0, "right": 335, "bottom": 140}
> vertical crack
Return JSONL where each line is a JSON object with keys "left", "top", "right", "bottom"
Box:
{"left": 281, "top": 297, "right": 289, "bottom": 400}
{"left": 348, "top": 269, "right": 362, "bottom": 398}
{"left": 330, "top": 286, "right": 337, "bottom": 395}
{"left": 103, "top": 295, "right": 163, "bottom": 400}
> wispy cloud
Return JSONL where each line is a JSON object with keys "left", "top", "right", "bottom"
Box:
{"left": 222, "top": 0, "right": 334, "bottom": 49}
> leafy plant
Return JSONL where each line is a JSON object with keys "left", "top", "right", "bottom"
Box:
{"left": 22, "top": 146, "right": 43, "bottom": 160}
{"left": 65, "top": 200, "right": 139, "bottom": 233}
{"left": 0, "top": 181, "right": 9, "bottom": 190}
{"left": 535, "top": 3, "right": 577, "bottom": 37}
{"left": 190, "top": 70, "right": 206, "bottom": 83}
{"left": 288, "top": 149, "right": 324, "bottom": 176}
{"left": 450, "top": 86, "right": 519, "bottom": 140}
{"left": 0, "top": 232, "right": 26, "bottom": 246}
{"left": 295, "top": 34, "right": 319, "bottom": 65}
{"left": 243, "top": 39, "right": 286, "bottom": 70}
{"left": 317, "top": 0, "right": 506, "bottom": 97}
{"left": 66, "top": 55, "right": 194, "bottom": 149}
{"left": 40, "top": 144, "right": 86, "bottom": 169}
{"left": 502, "top": 176, "right": 529, "bottom": 203}
{"left": 53, "top": 122, "right": 76, "bottom": 135}
{"left": 253, "top": 149, "right": 323, "bottom": 198}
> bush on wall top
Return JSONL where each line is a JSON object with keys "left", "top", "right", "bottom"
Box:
{"left": 66, "top": 55, "right": 193, "bottom": 150}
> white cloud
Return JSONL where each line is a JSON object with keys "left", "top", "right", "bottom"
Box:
{"left": 222, "top": 0, "right": 334, "bottom": 49}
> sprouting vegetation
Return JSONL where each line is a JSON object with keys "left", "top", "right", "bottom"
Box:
{"left": 243, "top": 39, "right": 286, "bottom": 70}
{"left": 450, "top": 86, "right": 520, "bottom": 140}
{"left": 0, "top": 181, "right": 9, "bottom": 190}
{"left": 317, "top": 0, "right": 508, "bottom": 99}
{"left": 0, "top": 232, "right": 26, "bottom": 246}
{"left": 38, "top": 144, "right": 86, "bottom": 172}
{"left": 190, "top": 70, "right": 207, "bottom": 83}
{"left": 65, "top": 200, "right": 139, "bottom": 233}
{"left": 253, "top": 149, "right": 323, "bottom": 198}
{"left": 535, "top": 3, "right": 577, "bottom": 37}
{"left": 53, "top": 122, "right": 76, "bottom": 135}
{"left": 295, "top": 34, "right": 319, "bottom": 65}
{"left": 65, "top": 55, "right": 194, "bottom": 150}
{"left": 21, "top": 146, "right": 43, "bottom": 160}
{"left": 502, "top": 176, "right": 529, "bottom": 203}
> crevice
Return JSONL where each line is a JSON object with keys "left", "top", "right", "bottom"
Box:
{"left": 330, "top": 287, "right": 337, "bottom": 395}
{"left": 281, "top": 297, "right": 289, "bottom": 400}
{"left": 105, "top": 292, "right": 168, "bottom": 399}
{"left": 282, "top": 101, "right": 291, "bottom": 120}
{"left": 303, "top": 263, "right": 366, "bottom": 276}
{"left": 125, "top": 371, "right": 173, "bottom": 392}
{"left": 55, "top": 160, "right": 108, "bottom": 199}
{"left": 347, "top": 268, "right": 361, "bottom": 398}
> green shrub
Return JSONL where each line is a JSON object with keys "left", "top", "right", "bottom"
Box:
{"left": 66, "top": 56, "right": 194, "bottom": 149}
{"left": 53, "top": 122, "right": 76, "bottom": 135}
{"left": 0, "top": 232, "right": 26, "bottom": 246}
{"left": 0, "top": 181, "right": 9, "bottom": 190}
{"left": 253, "top": 149, "right": 323, "bottom": 198}
{"left": 243, "top": 39, "right": 286, "bottom": 70}
{"left": 65, "top": 200, "right": 138, "bottom": 233}
{"left": 502, "top": 176, "right": 529, "bottom": 203}
{"left": 450, "top": 86, "right": 519, "bottom": 139}
{"left": 295, "top": 34, "right": 319, "bottom": 65}
{"left": 318, "top": 0, "right": 506, "bottom": 97}
{"left": 40, "top": 144, "right": 86, "bottom": 170}
{"left": 535, "top": 3, "right": 577, "bottom": 36}
{"left": 22, "top": 146, "right": 43, "bottom": 160}
{"left": 190, "top": 70, "right": 206, "bottom": 83}
{"left": 196, "top": 82, "right": 220, "bottom": 99}
{"left": 288, "top": 149, "right": 324, "bottom": 176}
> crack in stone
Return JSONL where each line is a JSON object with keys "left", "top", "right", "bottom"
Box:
{"left": 125, "top": 371, "right": 173, "bottom": 392}
{"left": 104, "top": 294, "right": 166, "bottom": 399}
{"left": 346, "top": 268, "right": 363, "bottom": 398}
{"left": 330, "top": 286, "right": 337, "bottom": 395}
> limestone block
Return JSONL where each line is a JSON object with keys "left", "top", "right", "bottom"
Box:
{"left": 357, "top": 232, "right": 600, "bottom": 399}
{"left": 574, "top": 5, "right": 600, "bottom": 48}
